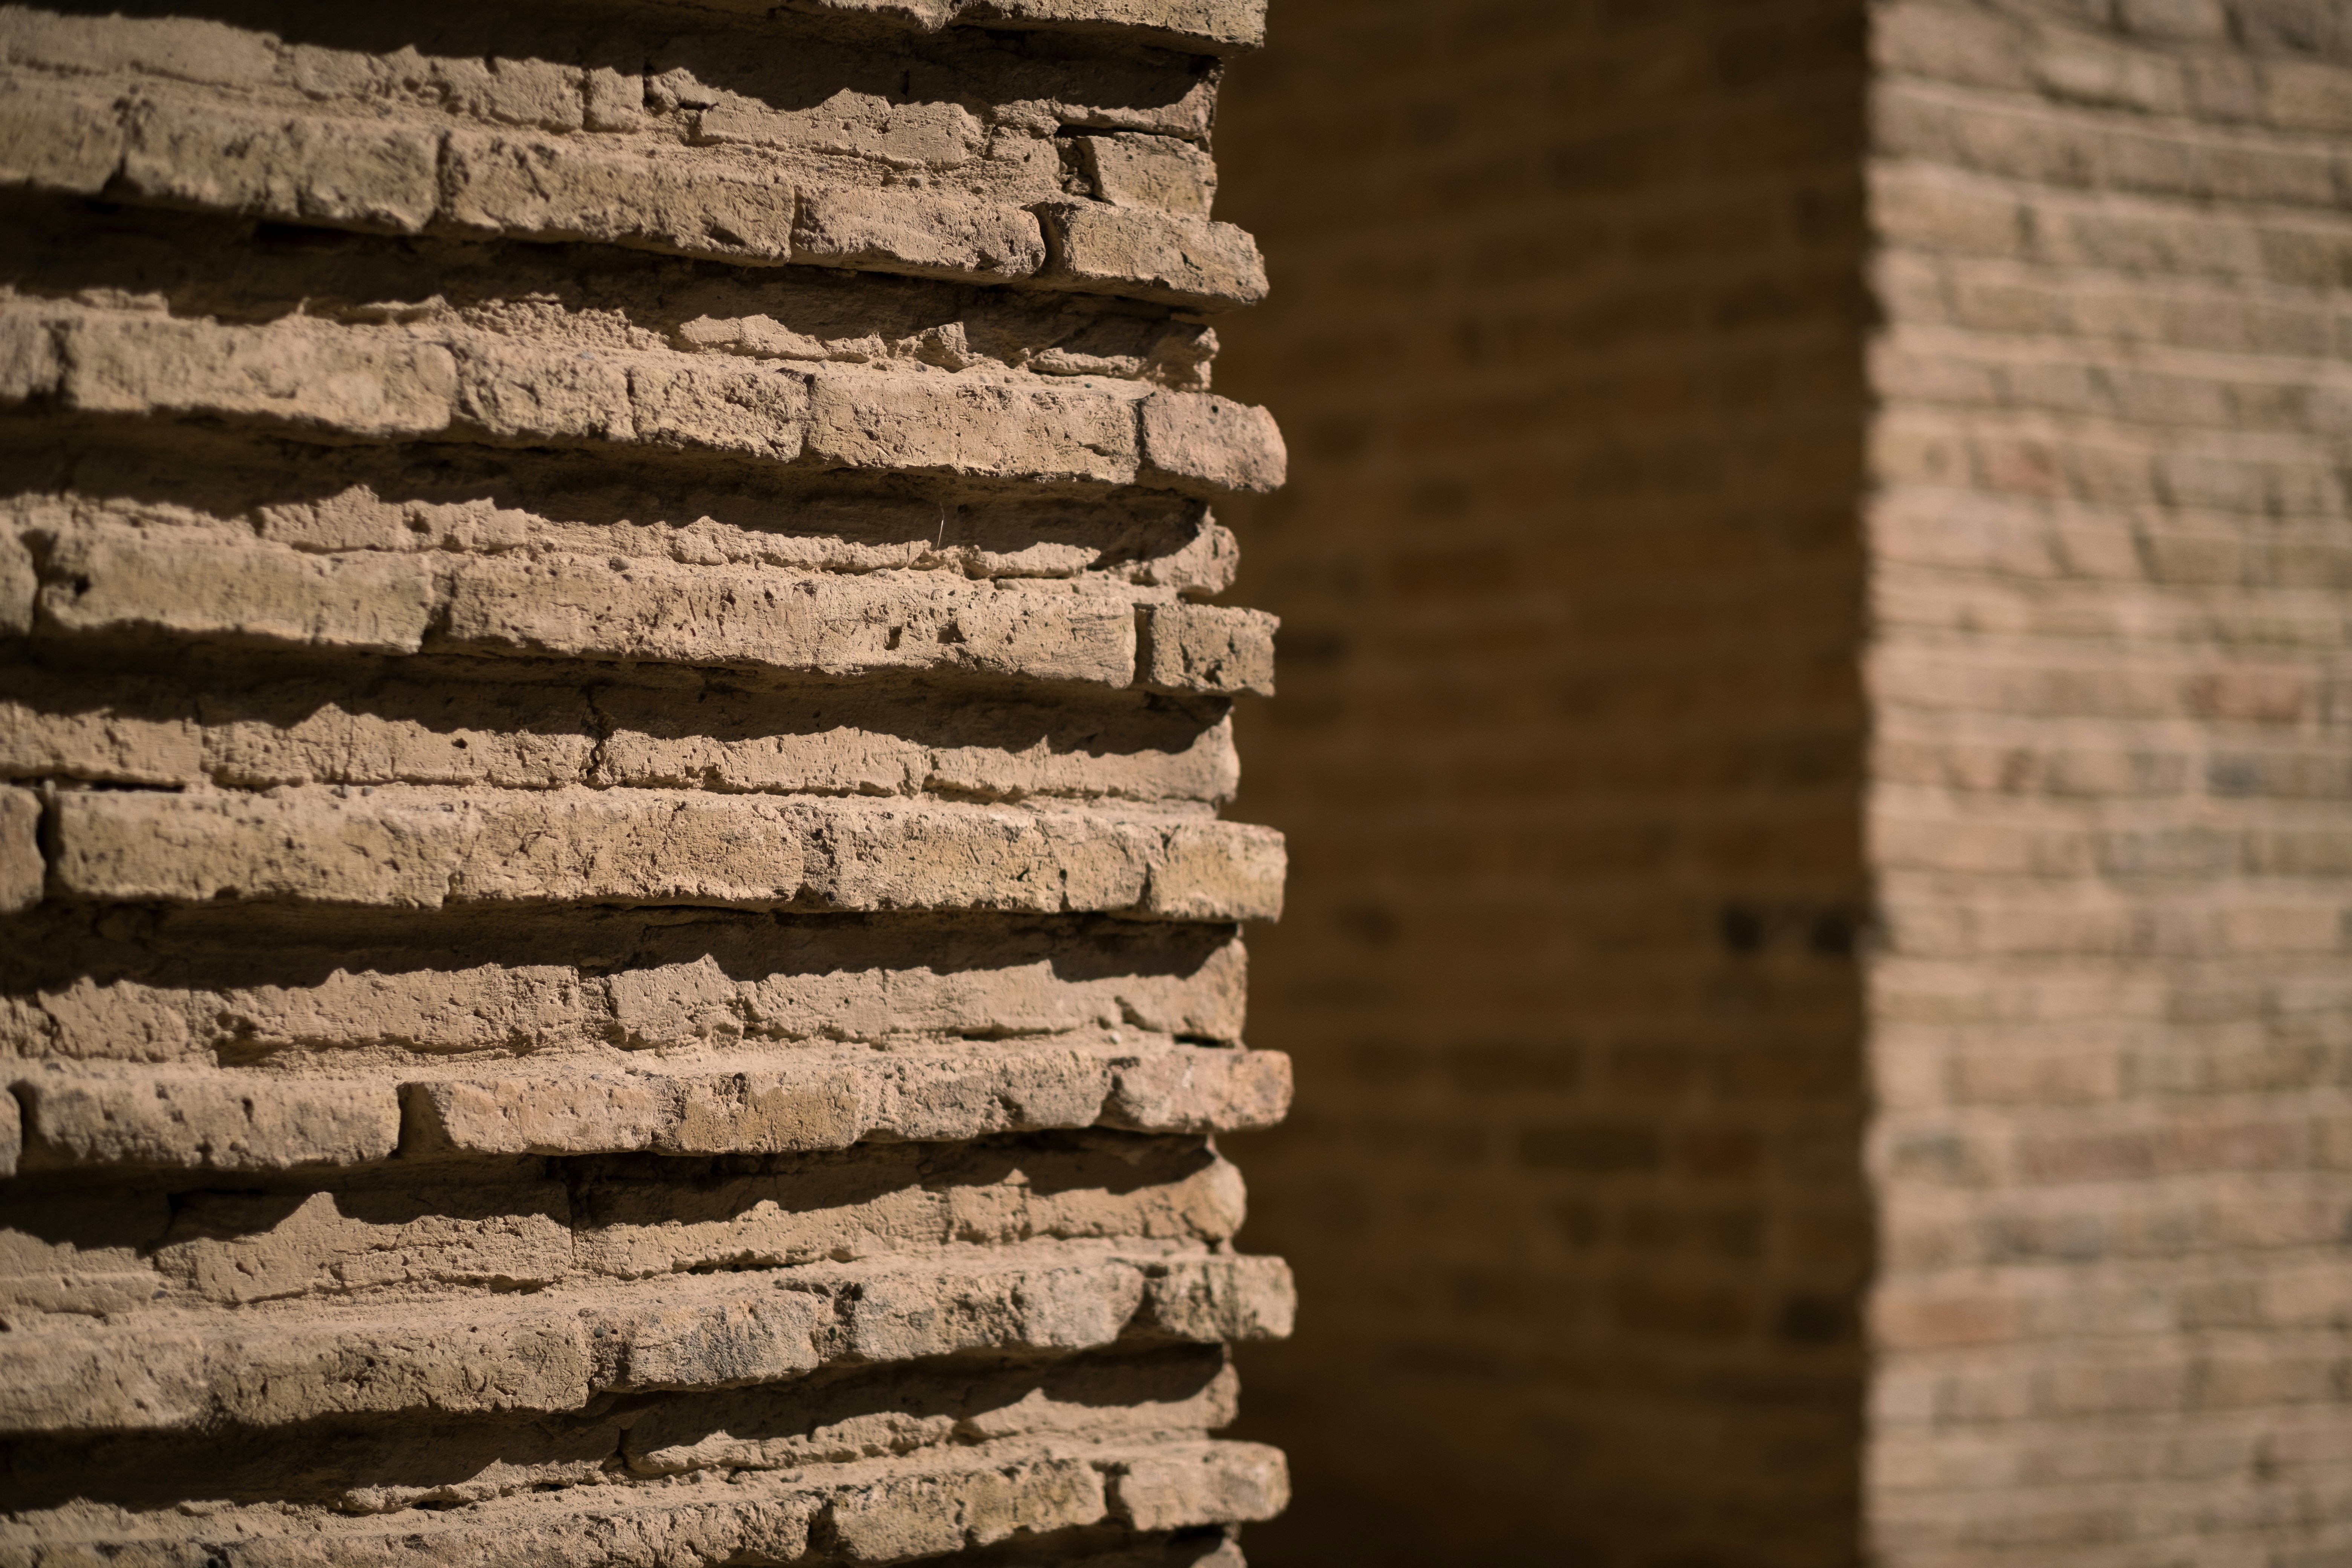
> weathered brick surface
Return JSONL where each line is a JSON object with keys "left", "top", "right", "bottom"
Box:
{"left": 0, "top": 0, "right": 1286, "bottom": 1560}
{"left": 1863, "top": 3, "right": 2352, "bottom": 1562}
{"left": 0, "top": 4, "right": 1265, "bottom": 303}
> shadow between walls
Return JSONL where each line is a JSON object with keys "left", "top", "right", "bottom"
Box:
{"left": 1206, "top": 3, "right": 1876, "bottom": 1562}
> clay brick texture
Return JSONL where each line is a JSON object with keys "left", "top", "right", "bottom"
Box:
{"left": 0, "top": 2, "right": 1294, "bottom": 1564}
{"left": 1208, "top": 0, "right": 2351, "bottom": 1564}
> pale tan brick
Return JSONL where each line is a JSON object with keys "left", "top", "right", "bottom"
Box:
{"left": 1139, "top": 602, "right": 1278, "bottom": 695}
{"left": 40, "top": 525, "right": 440, "bottom": 654}
{"left": 793, "top": 187, "right": 1047, "bottom": 281}
{"left": 1043, "top": 204, "right": 1269, "bottom": 308}
{"left": 1109, "top": 1439, "right": 1288, "bottom": 1530}
{"left": 1077, "top": 132, "right": 1219, "bottom": 214}
{"left": 13, "top": 1070, "right": 400, "bottom": 1171}
{"left": 0, "top": 784, "right": 37, "bottom": 913}
{"left": 439, "top": 128, "right": 799, "bottom": 261}
{"left": 0, "top": 75, "right": 122, "bottom": 193}
{"left": 120, "top": 100, "right": 439, "bottom": 232}
{"left": 61, "top": 313, "right": 459, "bottom": 438}
{"left": 49, "top": 786, "right": 805, "bottom": 910}
{"left": 805, "top": 370, "right": 1140, "bottom": 485}
{"left": 1138, "top": 390, "right": 1287, "bottom": 495}
{"left": 0, "top": 11, "right": 277, "bottom": 86}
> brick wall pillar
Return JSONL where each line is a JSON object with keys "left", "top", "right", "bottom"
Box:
{"left": 0, "top": 3, "right": 1297, "bottom": 1563}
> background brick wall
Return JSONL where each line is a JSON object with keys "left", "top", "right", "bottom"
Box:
{"left": 1214, "top": 0, "right": 2351, "bottom": 1560}
{"left": 1865, "top": 2, "right": 2352, "bottom": 1561}
{"left": 1210, "top": 3, "right": 1877, "bottom": 1560}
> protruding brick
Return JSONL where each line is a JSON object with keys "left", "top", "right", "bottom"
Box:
{"left": 1109, "top": 1440, "right": 1290, "bottom": 1531}
{"left": 1140, "top": 602, "right": 1279, "bottom": 695}
{"left": 1138, "top": 391, "right": 1288, "bottom": 495}
{"left": 1043, "top": 204, "right": 1269, "bottom": 308}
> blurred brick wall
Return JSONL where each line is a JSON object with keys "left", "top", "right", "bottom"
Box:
{"left": 1864, "top": 2, "right": 2352, "bottom": 1560}
{"left": 1215, "top": 0, "right": 2350, "bottom": 1560}
{"left": 1210, "top": 3, "right": 1877, "bottom": 1560}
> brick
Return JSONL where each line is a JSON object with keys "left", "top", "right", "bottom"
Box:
{"left": 826, "top": 1456, "right": 1102, "bottom": 1559}
{"left": 451, "top": 340, "right": 636, "bottom": 443}
{"left": 60, "top": 314, "right": 460, "bottom": 439}
{"left": 49, "top": 786, "right": 804, "bottom": 910}
{"left": 0, "top": 784, "right": 37, "bottom": 914}
{"left": 121, "top": 99, "right": 441, "bottom": 232}
{"left": 0, "top": 1308, "right": 591, "bottom": 1435}
{"left": 793, "top": 187, "right": 1048, "bottom": 281}
{"left": 0, "top": 670, "right": 204, "bottom": 785}
{"left": 1109, "top": 1440, "right": 1289, "bottom": 1530}
{"left": 625, "top": 357, "right": 810, "bottom": 460}
{"left": 439, "top": 128, "right": 798, "bottom": 260}
{"left": 0, "top": 11, "right": 277, "bottom": 86}
{"left": 1078, "top": 131, "right": 1219, "bottom": 214}
{"left": 1043, "top": 204, "right": 1271, "bottom": 308}
{"left": 444, "top": 557, "right": 1142, "bottom": 686}
{"left": 0, "top": 75, "right": 121, "bottom": 193}
{"left": 804, "top": 370, "right": 1140, "bottom": 484}
{"left": 13, "top": 1070, "right": 401, "bottom": 1171}
{"left": 40, "top": 525, "right": 441, "bottom": 655}
{"left": 1138, "top": 390, "right": 1289, "bottom": 495}
{"left": 1139, "top": 602, "right": 1279, "bottom": 695}
{"left": 1144, "top": 819, "right": 1287, "bottom": 921}
{"left": 403, "top": 1043, "right": 1289, "bottom": 1157}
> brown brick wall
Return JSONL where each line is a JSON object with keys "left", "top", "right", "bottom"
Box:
{"left": 1211, "top": 3, "right": 1876, "bottom": 1560}
{"left": 1864, "top": 2, "right": 2352, "bottom": 1561}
